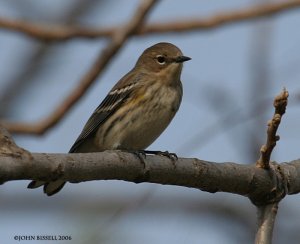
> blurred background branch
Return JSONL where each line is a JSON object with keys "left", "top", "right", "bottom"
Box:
{"left": 1, "top": 0, "right": 300, "bottom": 135}
{"left": 0, "top": 1, "right": 299, "bottom": 41}
{"left": 1, "top": 0, "right": 158, "bottom": 135}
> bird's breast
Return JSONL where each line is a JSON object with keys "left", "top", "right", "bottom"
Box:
{"left": 96, "top": 82, "right": 182, "bottom": 150}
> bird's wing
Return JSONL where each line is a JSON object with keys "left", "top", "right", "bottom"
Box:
{"left": 69, "top": 74, "right": 141, "bottom": 153}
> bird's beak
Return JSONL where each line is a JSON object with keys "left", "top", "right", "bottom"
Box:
{"left": 175, "top": 56, "right": 191, "bottom": 63}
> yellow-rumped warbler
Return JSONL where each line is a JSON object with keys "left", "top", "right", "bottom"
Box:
{"left": 28, "top": 42, "right": 191, "bottom": 196}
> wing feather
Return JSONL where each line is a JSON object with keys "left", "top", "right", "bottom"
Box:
{"left": 69, "top": 74, "right": 142, "bottom": 153}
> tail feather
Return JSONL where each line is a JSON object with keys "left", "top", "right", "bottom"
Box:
{"left": 44, "top": 180, "right": 66, "bottom": 196}
{"left": 27, "top": 180, "right": 45, "bottom": 189}
{"left": 27, "top": 180, "right": 66, "bottom": 196}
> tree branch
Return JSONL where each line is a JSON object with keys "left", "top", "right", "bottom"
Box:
{"left": 0, "top": 148, "right": 299, "bottom": 204}
{"left": 1, "top": 0, "right": 159, "bottom": 135}
{"left": 255, "top": 203, "right": 279, "bottom": 244}
{"left": 0, "top": 1, "right": 300, "bottom": 41}
{"left": 0, "top": 121, "right": 296, "bottom": 207}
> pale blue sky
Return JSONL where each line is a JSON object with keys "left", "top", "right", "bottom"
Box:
{"left": 1, "top": 1, "right": 300, "bottom": 243}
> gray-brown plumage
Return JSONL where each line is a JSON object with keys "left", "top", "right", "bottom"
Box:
{"left": 28, "top": 42, "right": 191, "bottom": 196}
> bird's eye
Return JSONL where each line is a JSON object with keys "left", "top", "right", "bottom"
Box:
{"left": 156, "top": 55, "right": 166, "bottom": 65}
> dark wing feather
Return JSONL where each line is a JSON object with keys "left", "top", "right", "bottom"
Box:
{"left": 69, "top": 90, "right": 131, "bottom": 153}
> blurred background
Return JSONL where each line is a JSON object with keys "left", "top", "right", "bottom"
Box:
{"left": 1, "top": 0, "right": 300, "bottom": 243}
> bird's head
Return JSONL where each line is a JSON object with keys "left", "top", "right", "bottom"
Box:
{"left": 135, "top": 42, "right": 191, "bottom": 80}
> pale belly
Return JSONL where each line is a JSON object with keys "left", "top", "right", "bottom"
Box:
{"left": 117, "top": 101, "right": 177, "bottom": 149}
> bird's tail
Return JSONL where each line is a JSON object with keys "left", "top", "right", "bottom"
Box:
{"left": 27, "top": 180, "right": 66, "bottom": 196}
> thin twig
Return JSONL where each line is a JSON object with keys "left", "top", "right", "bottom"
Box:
{"left": 0, "top": 1, "right": 299, "bottom": 41}
{"left": 1, "top": 0, "right": 159, "bottom": 135}
{"left": 255, "top": 89, "right": 289, "bottom": 244}
{"left": 256, "top": 88, "right": 289, "bottom": 169}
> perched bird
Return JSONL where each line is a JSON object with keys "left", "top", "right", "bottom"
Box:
{"left": 28, "top": 42, "right": 191, "bottom": 196}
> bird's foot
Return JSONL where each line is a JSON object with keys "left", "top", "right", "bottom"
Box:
{"left": 125, "top": 150, "right": 147, "bottom": 168}
{"left": 143, "top": 150, "right": 178, "bottom": 160}
{"left": 126, "top": 150, "right": 178, "bottom": 168}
